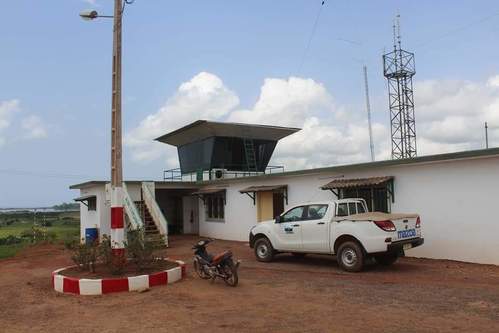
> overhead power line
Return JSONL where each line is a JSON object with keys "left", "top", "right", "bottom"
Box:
{"left": 298, "top": 0, "right": 328, "bottom": 73}
{"left": 415, "top": 11, "right": 499, "bottom": 49}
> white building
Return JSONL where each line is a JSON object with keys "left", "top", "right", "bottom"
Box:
{"left": 71, "top": 120, "right": 499, "bottom": 265}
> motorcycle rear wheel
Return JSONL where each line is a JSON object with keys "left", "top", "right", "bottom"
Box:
{"left": 193, "top": 259, "right": 211, "bottom": 280}
{"left": 223, "top": 262, "right": 239, "bottom": 287}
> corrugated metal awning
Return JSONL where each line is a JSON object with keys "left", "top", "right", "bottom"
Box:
{"left": 191, "top": 188, "right": 226, "bottom": 195}
{"left": 239, "top": 185, "right": 288, "bottom": 205}
{"left": 239, "top": 185, "right": 287, "bottom": 194}
{"left": 321, "top": 176, "right": 394, "bottom": 190}
{"left": 74, "top": 194, "right": 96, "bottom": 202}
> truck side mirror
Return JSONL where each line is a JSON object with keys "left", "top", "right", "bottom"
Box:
{"left": 275, "top": 216, "right": 281, "bottom": 223}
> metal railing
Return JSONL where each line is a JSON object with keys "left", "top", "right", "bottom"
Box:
{"left": 163, "top": 165, "right": 285, "bottom": 181}
{"left": 122, "top": 182, "right": 143, "bottom": 230}
{"left": 142, "top": 182, "right": 169, "bottom": 246}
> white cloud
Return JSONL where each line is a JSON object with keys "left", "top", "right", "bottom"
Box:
{"left": 227, "top": 77, "right": 384, "bottom": 169}
{"left": 0, "top": 100, "right": 20, "bottom": 131}
{"left": 125, "top": 72, "right": 239, "bottom": 164}
{"left": 228, "top": 77, "right": 332, "bottom": 127}
{"left": 0, "top": 100, "right": 48, "bottom": 146}
{"left": 0, "top": 100, "right": 21, "bottom": 146}
{"left": 415, "top": 77, "right": 499, "bottom": 153}
{"left": 127, "top": 72, "right": 499, "bottom": 171}
{"left": 21, "top": 115, "right": 48, "bottom": 139}
{"left": 127, "top": 73, "right": 383, "bottom": 169}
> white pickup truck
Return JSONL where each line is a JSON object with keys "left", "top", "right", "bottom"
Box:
{"left": 249, "top": 198, "right": 424, "bottom": 272}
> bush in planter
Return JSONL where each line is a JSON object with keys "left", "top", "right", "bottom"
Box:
{"left": 125, "top": 229, "right": 155, "bottom": 272}
{"left": 98, "top": 235, "right": 127, "bottom": 275}
{"left": 70, "top": 239, "right": 99, "bottom": 273}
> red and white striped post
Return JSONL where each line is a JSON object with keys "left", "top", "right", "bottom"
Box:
{"left": 110, "top": 0, "right": 124, "bottom": 256}
{"left": 110, "top": 187, "right": 125, "bottom": 256}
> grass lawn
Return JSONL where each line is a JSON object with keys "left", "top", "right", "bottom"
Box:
{"left": 0, "top": 222, "right": 80, "bottom": 239}
{"left": 0, "top": 243, "right": 28, "bottom": 259}
{"left": 0, "top": 213, "right": 80, "bottom": 259}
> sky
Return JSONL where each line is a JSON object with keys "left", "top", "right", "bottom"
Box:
{"left": 1, "top": 0, "right": 499, "bottom": 207}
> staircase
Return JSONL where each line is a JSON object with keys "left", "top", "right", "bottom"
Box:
{"left": 243, "top": 138, "right": 258, "bottom": 172}
{"left": 135, "top": 201, "right": 166, "bottom": 249}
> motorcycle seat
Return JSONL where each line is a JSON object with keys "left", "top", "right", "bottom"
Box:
{"left": 211, "top": 250, "right": 232, "bottom": 264}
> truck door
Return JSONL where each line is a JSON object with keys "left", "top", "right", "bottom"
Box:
{"left": 273, "top": 206, "right": 305, "bottom": 251}
{"left": 300, "top": 204, "right": 331, "bottom": 253}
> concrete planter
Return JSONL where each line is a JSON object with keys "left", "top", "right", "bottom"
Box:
{"left": 52, "top": 259, "right": 186, "bottom": 295}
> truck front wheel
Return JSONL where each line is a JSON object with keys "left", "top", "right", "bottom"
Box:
{"left": 254, "top": 238, "right": 275, "bottom": 262}
{"left": 337, "top": 241, "right": 364, "bottom": 272}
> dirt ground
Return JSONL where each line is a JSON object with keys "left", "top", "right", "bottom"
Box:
{"left": 0, "top": 235, "right": 498, "bottom": 333}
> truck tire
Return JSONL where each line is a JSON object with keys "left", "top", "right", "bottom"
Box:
{"left": 337, "top": 241, "right": 364, "bottom": 272}
{"left": 374, "top": 253, "right": 398, "bottom": 266}
{"left": 254, "top": 238, "right": 275, "bottom": 262}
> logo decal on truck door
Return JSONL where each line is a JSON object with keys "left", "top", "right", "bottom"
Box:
{"left": 283, "top": 223, "right": 294, "bottom": 234}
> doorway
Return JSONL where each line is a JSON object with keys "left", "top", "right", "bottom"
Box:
{"left": 257, "top": 191, "right": 285, "bottom": 222}
{"left": 182, "top": 195, "right": 199, "bottom": 235}
{"left": 154, "top": 188, "right": 198, "bottom": 234}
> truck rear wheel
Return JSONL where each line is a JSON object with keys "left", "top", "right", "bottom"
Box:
{"left": 374, "top": 253, "right": 398, "bottom": 266}
{"left": 254, "top": 238, "right": 274, "bottom": 262}
{"left": 337, "top": 241, "right": 364, "bottom": 272}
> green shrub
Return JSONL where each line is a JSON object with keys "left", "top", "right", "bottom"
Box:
{"left": 98, "top": 235, "right": 128, "bottom": 275}
{"left": 98, "top": 235, "right": 113, "bottom": 267}
{"left": 126, "top": 229, "right": 155, "bottom": 272}
{"left": 41, "top": 221, "right": 52, "bottom": 227}
{"left": 20, "top": 226, "right": 56, "bottom": 244}
{"left": 47, "top": 231, "right": 57, "bottom": 243}
{"left": 70, "top": 239, "right": 99, "bottom": 272}
{"left": 0, "top": 235, "right": 23, "bottom": 245}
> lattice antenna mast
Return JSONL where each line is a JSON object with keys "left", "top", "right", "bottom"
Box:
{"left": 363, "top": 65, "right": 375, "bottom": 161}
{"left": 383, "top": 14, "right": 417, "bottom": 159}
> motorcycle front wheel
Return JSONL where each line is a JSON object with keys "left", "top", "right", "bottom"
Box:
{"left": 223, "top": 261, "right": 239, "bottom": 287}
{"left": 193, "top": 258, "right": 210, "bottom": 280}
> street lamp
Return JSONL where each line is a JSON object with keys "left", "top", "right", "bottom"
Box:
{"left": 80, "top": 0, "right": 133, "bottom": 258}
{"left": 79, "top": 10, "right": 113, "bottom": 20}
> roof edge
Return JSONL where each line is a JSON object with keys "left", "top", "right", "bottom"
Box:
{"left": 197, "top": 147, "right": 499, "bottom": 185}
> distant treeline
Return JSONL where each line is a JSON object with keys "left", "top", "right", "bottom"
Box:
{"left": 52, "top": 202, "right": 80, "bottom": 211}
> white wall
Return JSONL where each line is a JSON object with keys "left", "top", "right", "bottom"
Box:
{"left": 78, "top": 185, "right": 109, "bottom": 241}
{"left": 198, "top": 155, "right": 499, "bottom": 265}
{"left": 125, "top": 182, "right": 142, "bottom": 202}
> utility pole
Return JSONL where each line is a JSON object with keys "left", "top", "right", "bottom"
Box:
{"left": 110, "top": 0, "right": 125, "bottom": 258}
{"left": 363, "top": 65, "right": 375, "bottom": 161}
{"left": 80, "top": 1, "right": 127, "bottom": 257}
{"left": 485, "top": 122, "right": 489, "bottom": 149}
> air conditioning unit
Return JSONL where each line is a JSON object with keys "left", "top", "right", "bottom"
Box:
{"left": 211, "top": 168, "right": 227, "bottom": 180}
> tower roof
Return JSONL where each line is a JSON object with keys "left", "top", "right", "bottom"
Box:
{"left": 155, "top": 120, "right": 300, "bottom": 147}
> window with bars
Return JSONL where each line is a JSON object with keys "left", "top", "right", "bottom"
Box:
{"left": 205, "top": 194, "right": 225, "bottom": 221}
{"left": 341, "top": 186, "right": 390, "bottom": 213}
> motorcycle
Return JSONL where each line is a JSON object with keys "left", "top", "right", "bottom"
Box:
{"left": 192, "top": 239, "right": 240, "bottom": 287}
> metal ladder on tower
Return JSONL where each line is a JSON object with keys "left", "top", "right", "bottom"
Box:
{"left": 243, "top": 138, "right": 258, "bottom": 172}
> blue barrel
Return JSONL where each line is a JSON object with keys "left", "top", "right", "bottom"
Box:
{"left": 85, "top": 228, "right": 98, "bottom": 244}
